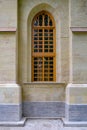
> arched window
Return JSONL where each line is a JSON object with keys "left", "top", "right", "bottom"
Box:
{"left": 32, "top": 11, "right": 56, "bottom": 82}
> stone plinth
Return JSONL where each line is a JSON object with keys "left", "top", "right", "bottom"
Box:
{"left": 0, "top": 84, "right": 22, "bottom": 122}
{"left": 64, "top": 84, "right": 87, "bottom": 126}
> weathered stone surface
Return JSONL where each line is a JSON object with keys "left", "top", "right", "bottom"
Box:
{"left": 72, "top": 32, "right": 87, "bottom": 83}
{"left": 22, "top": 83, "right": 66, "bottom": 102}
{"left": 0, "top": 0, "right": 17, "bottom": 28}
{"left": 0, "top": 84, "right": 22, "bottom": 122}
{"left": 66, "top": 84, "right": 87, "bottom": 104}
{"left": 0, "top": 104, "right": 22, "bottom": 121}
{"left": 23, "top": 101, "right": 65, "bottom": 118}
{"left": 0, "top": 0, "right": 87, "bottom": 124}
{"left": 65, "top": 84, "right": 87, "bottom": 122}
{"left": 0, "top": 33, "right": 17, "bottom": 83}
{"left": 70, "top": 0, "right": 87, "bottom": 27}
{"left": 0, "top": 84, "right": 21, "bottom": 104}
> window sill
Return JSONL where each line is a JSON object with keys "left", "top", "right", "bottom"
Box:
{"left": 23, "top": 82, "right": 67, "bottom": 85}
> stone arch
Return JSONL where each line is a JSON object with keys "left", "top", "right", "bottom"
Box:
{"left": 27, "top": 3, "right": 60, "bottom": 82}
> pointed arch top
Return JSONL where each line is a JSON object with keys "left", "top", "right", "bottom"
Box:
{"left": 32, "top": 10, "right": 55, "bottom": 27}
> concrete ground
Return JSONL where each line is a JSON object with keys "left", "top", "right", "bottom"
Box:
{"left": 0, "top": 119, "right": 87, "bottom": 130}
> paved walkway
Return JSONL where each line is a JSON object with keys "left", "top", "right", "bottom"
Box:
{"left": 0, "top": 119, "right": 87, "bottom": 130}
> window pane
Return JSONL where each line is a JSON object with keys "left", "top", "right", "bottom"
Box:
{"left": 49, "top": 19, "right": 53, "bottom": 26}
{"left": 44, "top": 33, "right": 48, "bottom": 36}
{"left": 39, "top": 15, "right": 42, "bottom": 26}
{"left": 39, "top": 45, "right": 42, "bottom": 48}
{"left": 39, "top": 29, "right": 42, "bottom": 32}
{"left": 34, "top": 21, "right": 38, "bottom": 26}
{"left": 49, "top": 37, "right": 53, "bottom": 40}
{"left": 39, "top": 41, "right": 42, "bottom": 44}
{"left": 34, "top": 70, "right": 37, "bottom": 73}
{"left": 44, "top": 29, "right": 48, "bottom": 32}
{"left": 34, "top": 78, "right": 38, "bottom": 81}
{"left": 49, "top": 30, "right": 53, "bottom": 32}
{"left": 34, "top": 41, "right": 38, "bottom": 45}
{"left": 34, "top": 49, "right": 38, "bottom": 52}
{"left": 39, "top": 33, "right": 42, "bottom": 36}
{"left": 44, "top": 49, "right": 48, "bottom": 52}
{"left": 34, "top": 37, "right": 38, "bottom": 40}
{"left": 49, "top": 49, "right": 53, "bottom": 52}
{"left": 44, "top": 37, "right": 48, "bottom": 40}
{"left": 39, "top": 37, "right": 42, "bottom": 40}
{"left": 44, "top": 45, "right": 48, "bottom": 48}
{"left": 34, "top": 30, "right": 38, "bottom": 36}
{"left": 50, "top": 70, "right": 53, "bottom": 73}
{"left": 44, "top": 15, "right": 48, "bottom": 26}
{"left": 49, "top": 45, "right": 53, "bottom": 48}
{"left": 39, "top": 49, "right": 42, "bottom": 52}
{"left": 49, "top": 41, "right": 53, "bottom": 44}
{"left": 44, "top": 41, "right": 48, "bottom": 44}
{"left": 50, "top": 33, "right": 53, "bottom": 36}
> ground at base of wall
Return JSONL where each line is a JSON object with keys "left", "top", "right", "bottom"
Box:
{"left": 0, "top": 119, "right": 87, "bottom": 130}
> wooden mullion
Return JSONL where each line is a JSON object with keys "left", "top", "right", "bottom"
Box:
{"left": 48, "top": 57, "right": 49, "bottom": 81}
{"left": 54, "top": 56, "right": 56, "bottom": 81}
{"left": 54, "top": 27, "right": 56, "bottom": 81}
{"left": 43, "top": 56, "right": 44, "bottom": 81}
{"left": 32, "top": 27, "right": 34, "bottom": 81}
{"left": 32, "top": 57, "right": 33, "bottom": 81}
{"left": 42, "top": 24, "right": 44, "bottom": 81}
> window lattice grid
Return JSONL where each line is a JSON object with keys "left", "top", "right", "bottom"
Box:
{"left": 32, "top": 29, "right": 55, "bottom": 53}
{"left": 32, "top": 57, "right": 55, "bottom": 81}
{"left": 32, "top": 11, "right": 56, "bottom": 82}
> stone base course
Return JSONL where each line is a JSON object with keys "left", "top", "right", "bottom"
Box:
{"left": 23, "top": 101, "right": 65, "bottom": 118}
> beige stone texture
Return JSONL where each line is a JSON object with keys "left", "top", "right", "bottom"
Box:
{"left": 22, "top": 83, "right": 66, "bottom": 102}
{"left": 1, "top": 0, "right": 87, "bottom": 105}
{"left": 0, "top": 0, "right": 17, "bottom": 28}
{"left": 66, "top": 84, "right": 87, "bottom": 104}
{"left": 69, "top": 0, "right": 87, "bottom": 83}
{"left": 0, "top": 32, "right": 17, "bottom": 83}
{"left": 61, "top": 38, "right": 69, "bottom": 82}
{"left": 0, "top": 84, "right": 21, "bottom": 104}
{"left": 72, "top": 32, "right": 87, "bottom": 83}
{"left": 70, "top": 0, "right": 87, "bottom": 27}
{"left": 18, "top": 0, "right": 69, "bottom": 83}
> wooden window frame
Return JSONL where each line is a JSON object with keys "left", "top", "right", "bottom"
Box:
{"left": 31, "top": 10, "right": 56, "bottom": 82}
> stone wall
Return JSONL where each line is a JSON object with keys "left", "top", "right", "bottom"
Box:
{"left": 70, "top": 0, "right": 87, "bottom": 27}
{"left": 22, "top": 83, "right": 66, "bottom": 117}
{"left": 66, "top": 84, "right": 87, "bottom": 122}
{"left": 0, "top": 0, "right": 17, "bottom": 83}
{"left": 0, "top": 0, "right": 87, "bottom": 122}
{"left": 0, "top": 32, "right": 17, "bottom": 83}
{"left": 18, "top": 0, "right": 69, "bottom": 118}
{"left": 18, "top": 0, "right": 69, "bottom": 83}
{"left": 72, "top": 32, "right": 87, "bottom": 83}
{"left": 70, "top": 0, "right": 87, "bottom": 83}
{"left": 0, "top": 0, "right": 22, "bottom": 122}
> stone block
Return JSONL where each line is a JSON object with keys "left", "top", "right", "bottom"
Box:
{"left": 66, "top": 84, "right": 87, "bottom": 122}
{"left": 23, "top": 101, "right": 65, "bottom": 118}
{"left": 0, "top": 84, "right": 22, "bottom": 121}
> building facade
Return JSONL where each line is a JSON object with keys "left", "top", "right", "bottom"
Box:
{"left": 0, "top": 0, "right": 87, "bottom": 125}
